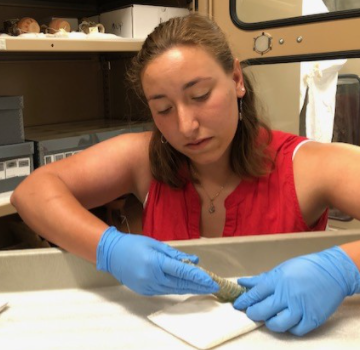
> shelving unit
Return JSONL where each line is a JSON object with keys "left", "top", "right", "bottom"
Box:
{"left": 0, "top": 35, "right": 143, "bottom": 52}
{"left": 0, "top": 0, "right": 191, "bottom": 224}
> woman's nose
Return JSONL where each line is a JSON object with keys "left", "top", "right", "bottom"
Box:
{"left": 177, "top": 106, "right": 199, "bottom": 137}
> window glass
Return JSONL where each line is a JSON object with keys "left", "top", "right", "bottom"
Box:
{"left": 234, "top": 0, "right": 360, "bottom": 24}
{"left": 244, "top": 57, "right": 360, "bottom": 142}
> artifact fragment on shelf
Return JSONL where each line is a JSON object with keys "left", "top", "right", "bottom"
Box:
{"left": 79, "top": 18, "right": 105, "bottom": 34}
{"left": 4, "top": 17, "right": 40, "bottom": 36}
{"left": 41, "top": 18, "right": 71, "bottom": 34}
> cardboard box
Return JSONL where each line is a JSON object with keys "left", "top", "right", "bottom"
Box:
{"left": 100, "top": 5, "right": 189, "bottom": 38}
{"left": 0, "top": 96, "right": 25, "bottom": 146}
{"left": 0, "top": 141, "right": 34, "bottom": 193}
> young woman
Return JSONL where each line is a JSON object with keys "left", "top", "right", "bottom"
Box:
{"left": 11, "top": 14, "right": 360, "bottom": 336}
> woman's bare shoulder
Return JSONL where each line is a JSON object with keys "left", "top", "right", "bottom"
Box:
{"left": 294, "top": 141, "right": 360, "bottom": 225}
{"left": 112, "top": 131, "right": 153, "bottom": 200}
{"left": 118, "top": 130, "right": 152, "bottom": 148}
{"left": 113, "top": 131, "right": 151, "bottom": 164}
{"left": 68, "top": 130, "right": 153, "bottom": 204}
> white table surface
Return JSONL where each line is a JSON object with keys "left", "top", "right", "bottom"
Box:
{"left": 3, "top": 233, "right": 360, "bottom": 350}
{"left": 1, "top": 284, "right": 359, "bottom": 350}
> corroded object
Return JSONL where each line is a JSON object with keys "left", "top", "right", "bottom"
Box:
{"left": 182, "top": 260, "right": 247, "bottom": 302}
{"left": 41, "top": 19, "right": 71, "bottom": 34}
{"left": 4, "top": 17, "right": 40, "bottom": 36}
{"left": 79, "top": 18, "right": 105, "bottom": 34}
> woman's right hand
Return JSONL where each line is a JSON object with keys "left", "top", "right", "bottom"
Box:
{"left": 96, "top": 226, "right": 219, "bottom": 296}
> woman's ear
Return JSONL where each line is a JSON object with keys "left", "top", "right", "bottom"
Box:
{"left": 233, "top": 58, "right": 246, "bottom": 98}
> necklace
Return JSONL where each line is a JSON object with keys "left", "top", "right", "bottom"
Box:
{"left": 200, "top": 183, "right": 226, "bottom": 214}
{"left": 192, "top": 168, "right": 231, "bottom": 214}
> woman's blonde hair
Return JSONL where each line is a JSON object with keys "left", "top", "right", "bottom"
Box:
{"left": 127, "top": 13, "right": 272, "bottom": 188}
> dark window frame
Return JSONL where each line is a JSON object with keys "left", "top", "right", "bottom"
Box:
{"left": 230, "top": 0, "right": 360, "bottom": 30}
{"left": 243, "top": 51, "right": 360, "bottom": 67}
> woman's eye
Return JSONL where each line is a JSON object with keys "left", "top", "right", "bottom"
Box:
{"left": 193, "top": 91, "right": 210, "bottom": 101}
{"left": 158, "top": 107, "right": 172, "bottom": 115}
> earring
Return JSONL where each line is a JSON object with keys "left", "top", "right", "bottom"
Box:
{"left": 161, "top": 134, "right": 168, "bottom": 144}
{"left": 238, "top": 98, "right": 243, "bottom": 121}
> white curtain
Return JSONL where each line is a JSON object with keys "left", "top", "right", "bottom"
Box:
{"left": 299, "top": 0, "right": 346, "bottom": 142}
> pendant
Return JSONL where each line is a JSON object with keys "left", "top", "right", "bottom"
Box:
{"left": 208, "top": 201, "right": 215, "bottom": 214}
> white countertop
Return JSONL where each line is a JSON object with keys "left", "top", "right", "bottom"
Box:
{"left": 3, "top": 233, "right": 360, "bottom": 350}
{"left": 1, "top": 285, "right": 359, "bottom": 350}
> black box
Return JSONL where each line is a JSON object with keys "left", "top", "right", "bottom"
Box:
{"left": 0, "top": 96, "right": 25, "bottom": 146}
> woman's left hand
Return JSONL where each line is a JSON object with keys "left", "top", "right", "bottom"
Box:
{"left": 234, "top": 246, "right": 360, "bottom": 336}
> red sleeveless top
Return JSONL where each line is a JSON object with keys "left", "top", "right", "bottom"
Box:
{"left": 142, "top": 130, "right": 328, "bottom": 240}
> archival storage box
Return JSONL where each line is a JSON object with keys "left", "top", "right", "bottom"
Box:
{"left": 100, "top": 5, "right": 189, "bottom": 38}
{"left": 0, "top": 141, "right": 34, "bottom": 193}
{"left": 25, "top": 120, "right": 152, "bottom": 168}
{"left": 0, "top": 96, "right": 25, "bottom": 146}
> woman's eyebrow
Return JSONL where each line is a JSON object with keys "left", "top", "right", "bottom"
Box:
{"left": 182, "top": 77, "right": 212, "bottom": 90}
{"left": 147, "top": 77, "right": 212, "bottom": 101}
{"left": 147, "top": 94, "right": 166, "bottom": 101}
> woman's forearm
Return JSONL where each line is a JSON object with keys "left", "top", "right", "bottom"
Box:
{"left": 11, "top": 170, "right": 108, "bottom": 263}
{"left": 340, "top": 241, "right": 360, "bottom": 271}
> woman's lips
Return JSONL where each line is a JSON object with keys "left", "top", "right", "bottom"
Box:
{"left": 186, "top": 137, "right": 212, "bottom": 150}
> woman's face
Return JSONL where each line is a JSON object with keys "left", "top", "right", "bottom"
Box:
{"left": 141, "top": 46, "right": 245, "bottom": 166}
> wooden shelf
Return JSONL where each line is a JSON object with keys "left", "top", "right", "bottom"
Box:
{"left": 0, "top": 192, "right": 16, "bottom": 217}
{"left": 0, "top": 36, "right": 143, "bottom": 52}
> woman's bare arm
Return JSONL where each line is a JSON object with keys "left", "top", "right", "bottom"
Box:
{"left": 11, "top": 131, "right": 152, "bottom": 263}
{"left": 294, "top": 141, "right": 360, "bottom": 269}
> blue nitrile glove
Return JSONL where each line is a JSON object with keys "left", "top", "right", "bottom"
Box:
{"left": 234, "top": 246, "right": 360, "bottom": 336}
{"left": 96, "top": 226, "right": 219, "bottom": 296}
